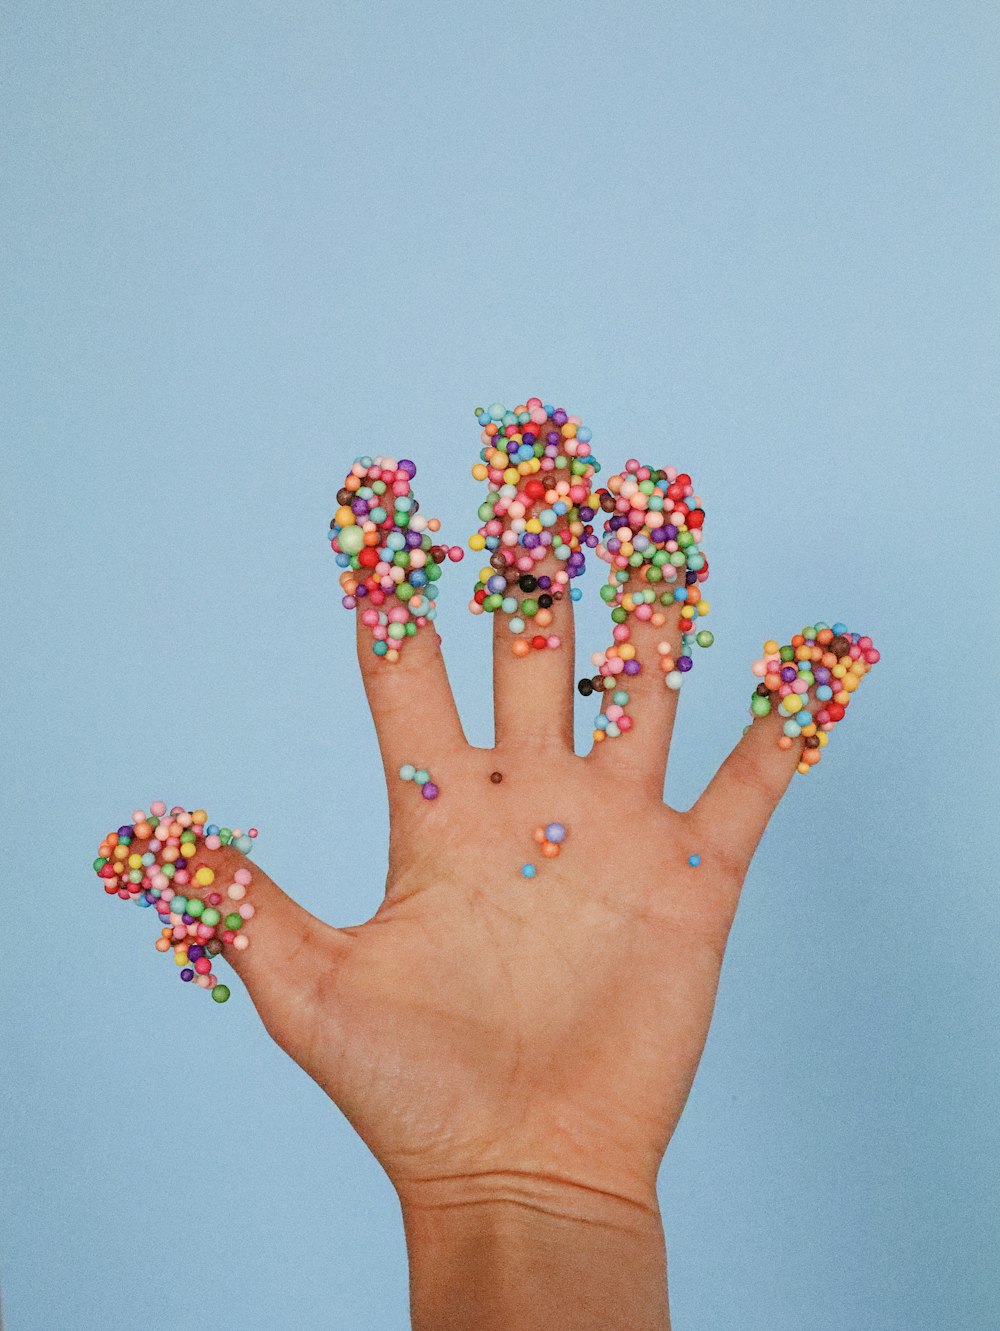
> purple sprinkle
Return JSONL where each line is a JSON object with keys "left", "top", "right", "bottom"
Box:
{"left": 624, "top": 659, "right": 642, "bottom": 676}
{"left": 180, "top": 969, "right": 194, "bottom": 982}
{"left": 421, "top": 782, "right": 439, "bottom": 800}
{"left": 398, "top": 458, "right": 417, "bottom": 477}
{"left": 663, "top": 525, "right": 678, "bottom": 539}
{"left": 780, "top": 665, "right": 798, "bottom": 682}
{"left": 351, "top": 498, "right": 368, "bottom": 516}
{"left": 182, "top": 912, "right": 194, "bottom": 924}
{"left": 677, "top": 656, "right": 694, "bottom": 672}
{"left": 537, "top": 575, "right": 552, "bottom": 589}
{"left": 188, "top": 945, "right": 204, "bottom": 961}
{"left": 174, "top": 857, "right": 187, "bottom": 870}
{"left": 117, "top": 825, "right": 133, "bottom": 838}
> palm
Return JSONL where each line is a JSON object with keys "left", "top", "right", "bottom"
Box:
{"left": 229, "top": 597, "right": 790, "bottom": 1210}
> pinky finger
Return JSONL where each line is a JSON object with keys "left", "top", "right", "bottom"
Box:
{"left": 692, "top": 621, "right": 880, "bottom": 869}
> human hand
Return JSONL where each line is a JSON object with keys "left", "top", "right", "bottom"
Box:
{"left": 98, "top": 406, "right": 877, "bottom": 1329}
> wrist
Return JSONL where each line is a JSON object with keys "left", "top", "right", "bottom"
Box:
{"left": 399, "top": 1173, "right": 670, "bottom": 1331}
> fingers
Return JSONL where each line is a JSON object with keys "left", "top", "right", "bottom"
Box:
{"left": 692, "top": 623, "right": 880, "bottom": 868}
{"left": 467, "top": 398, "right": 600, "bottom": 750}
{"left": 94, "top": 805, "right": 347, "bottom": 1029}
{"left": 490, "top": 553, "right": 578, "bottom": 746}
{"left": 584, "top": 461, "right": 711, "bottom": 787}
{"left": 356, "top": 609, "right": 465, "bottom": 774}
{"left": 330, "top": 453, "right": 467, "bottom": 773}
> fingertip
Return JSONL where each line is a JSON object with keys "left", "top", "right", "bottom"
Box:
{"left": 747, "top": 621, "right": 879, "bottom": 777}
{"left": 694, "top": 622, "right": 880, "bottom": 868}
{"left": 332, "top": 453, "right": 459, "bottom": 667}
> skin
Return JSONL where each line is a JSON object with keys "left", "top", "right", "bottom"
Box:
{"left": 186, "top": 546, "right": 832, "bottom": 1330}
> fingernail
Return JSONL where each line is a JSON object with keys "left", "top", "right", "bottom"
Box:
{"left": 749, "top": 623, "right": 880, "bottom": 773}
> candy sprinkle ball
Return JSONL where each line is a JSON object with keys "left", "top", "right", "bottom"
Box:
{"left": 330, "top": 455, "right": 463, "bottom": 661}
{"left": 398, "top": 763, "right": 439, "bottom": 800}
{"left": 469, "top": 399, "right": 601, "bottom": 655}
{"left": 92, "top": 803, "right": 258, "bottom": 1002}
{"left": 749, "top": 623, "right": 880, "bottom": 773}
{"left": 581, "top": 461, "right": 711, "bottom": 743}
{"left": 529, "top": 821, "right": 567, "bottom": 865}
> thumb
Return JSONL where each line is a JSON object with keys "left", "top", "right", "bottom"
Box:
{"left": 94, "top": 804, "right": 345, "bottom": 1033}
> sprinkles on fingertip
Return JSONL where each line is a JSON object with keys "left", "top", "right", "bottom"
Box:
{"left": 580, "top": 461, "right": 711, "bottom": 742}
{"left": 330, "top": 455, "right": 463, "bottom": 661}
{"left": 93, "top": 804, "right": 258, "bottom": 1002}
{"left": 749, "top": 623, "right": 880, "bottom": 773}
{"left": 469, "top": 399, "right": 601, "bottom": 654}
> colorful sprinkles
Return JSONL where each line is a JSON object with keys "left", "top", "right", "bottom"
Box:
{"left": 330, "top": 455, "right": 463, "bottom": 660}
{"left": 469, "top": 399, "right": 601, "bottom": 653}
{"left": 580, "top": 461, "right": 711, "bottom": 741}
{"left": 750, "top": 624, "right": 880, "bottom": 773}
{"left": 93, "top": 804, "right": 258, "bottom": 1001}
{"left": 520, "top": 823, "right": 568, "bottom": 879}
{"left": 398, "top": 763, "right": 439, "bottom": 800}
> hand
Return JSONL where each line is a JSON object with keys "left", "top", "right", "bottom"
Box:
{"left": 116, "top": 437, "right": 875, "bottom": 1330}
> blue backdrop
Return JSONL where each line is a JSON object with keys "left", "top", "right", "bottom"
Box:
{"left": 2, "top": 2, "right": 997, "bottom": 1327}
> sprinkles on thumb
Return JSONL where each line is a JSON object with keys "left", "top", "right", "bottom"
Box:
{"left": 92, "top": 803, "right": 259, "bottom": 1003}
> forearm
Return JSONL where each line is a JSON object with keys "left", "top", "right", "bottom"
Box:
{"left": 401, "top": 1182, "right": 670, "bottom": 1331}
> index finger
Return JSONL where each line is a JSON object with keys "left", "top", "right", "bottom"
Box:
{"left": 330, "top": 454, "right": 467, "bottom": 774}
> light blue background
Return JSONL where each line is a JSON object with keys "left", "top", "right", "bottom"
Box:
{"left": 2, "top": 2, "right": 997, "bottom": 1327}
